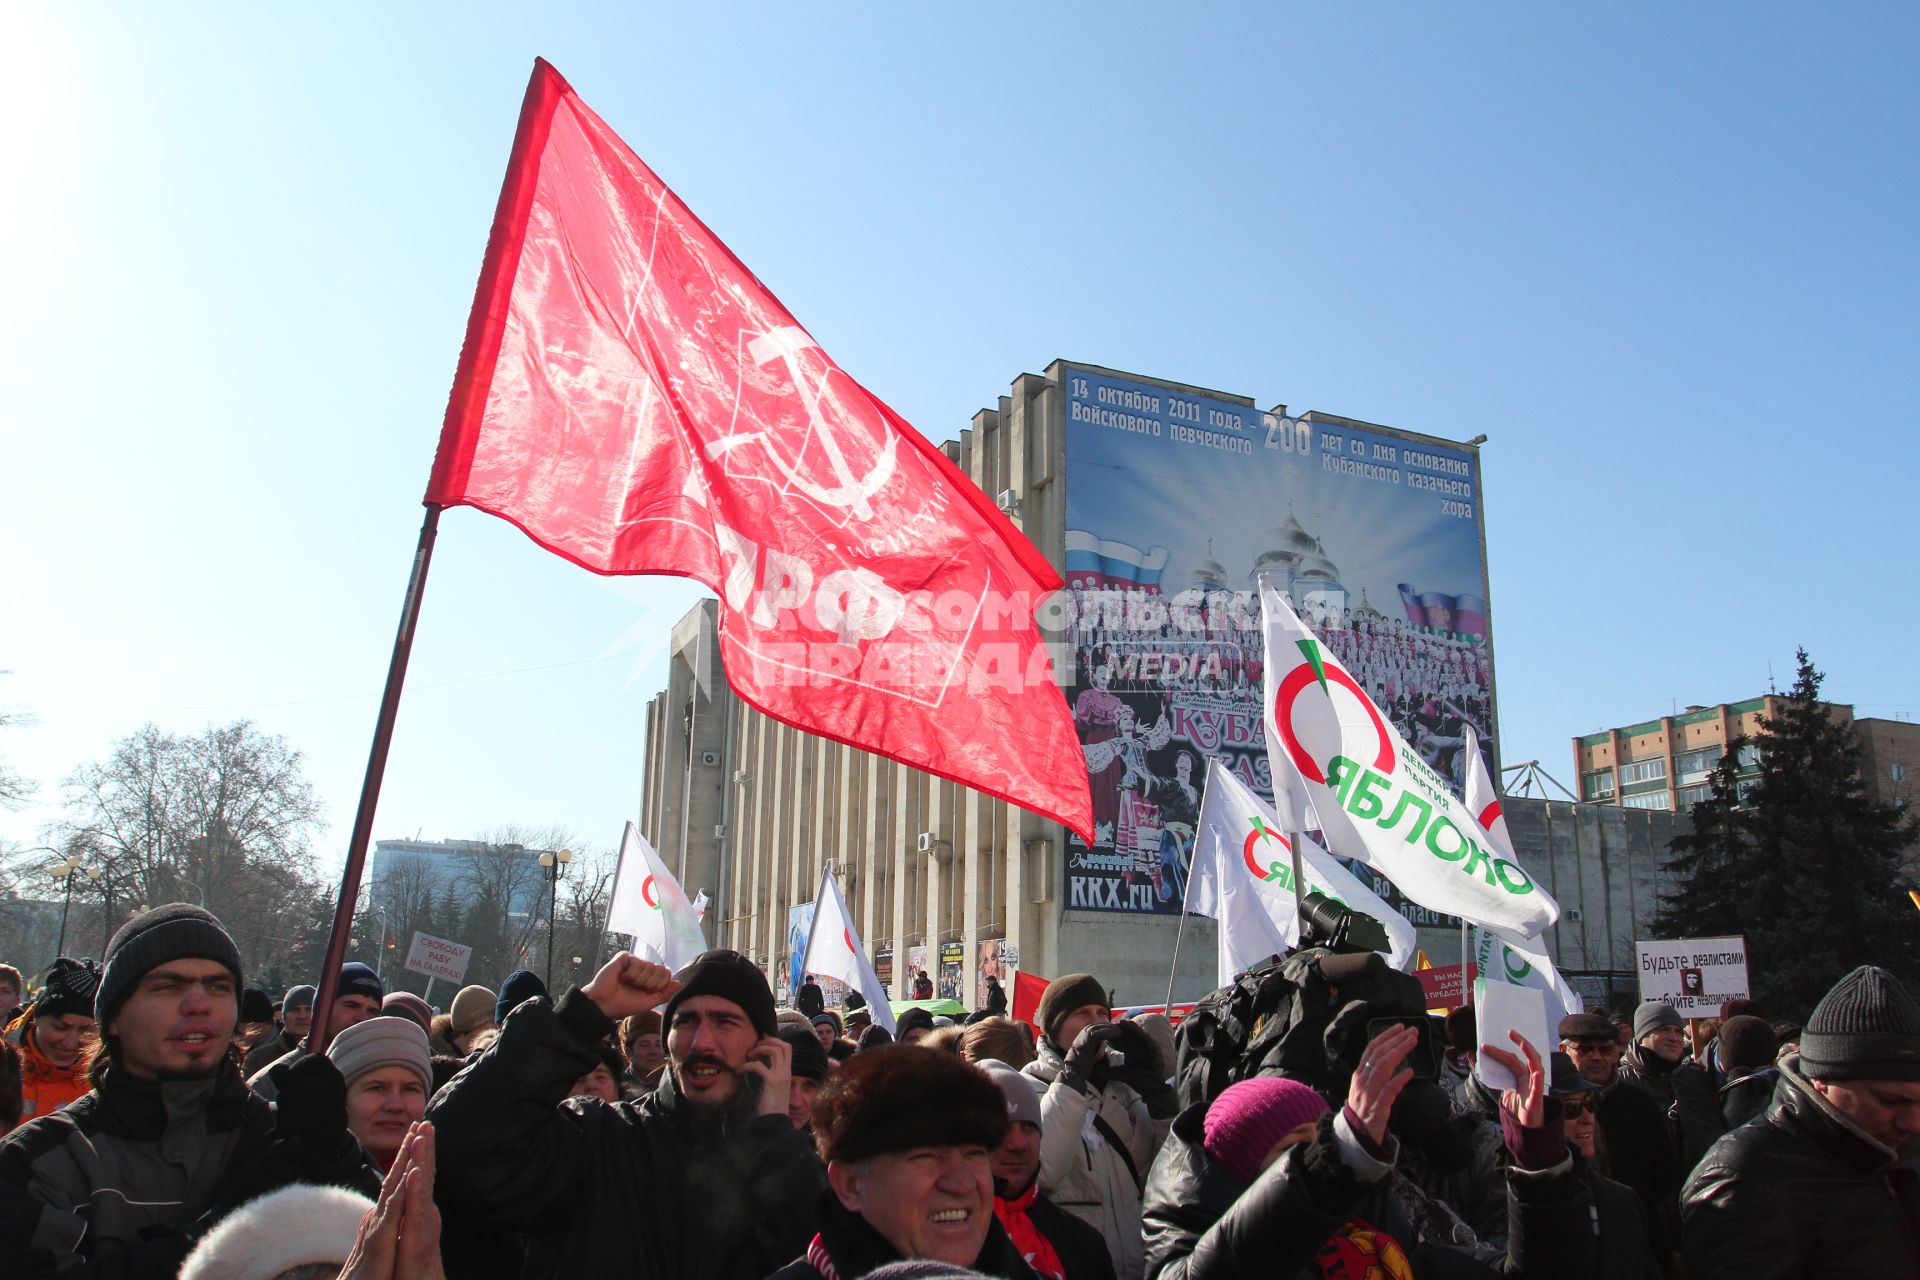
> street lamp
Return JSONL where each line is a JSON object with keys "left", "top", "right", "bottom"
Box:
{"left": 48, "top": 856, "right": 99, "bottom": 958}
{"left": 538, "top": 848, "right": 573, "bottom": 988}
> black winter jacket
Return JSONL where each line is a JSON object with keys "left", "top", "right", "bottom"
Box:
{"left": 1026, "top": 1189, "right": 1117, "bottom": 1280}
{"left": 766, "top": 1191, "right": 1035, "bottom": 1280}
{"left": 0, "top": 1060, "right": 373, "bottom": 1279}
{"left": 1616, "top": 1044, "right": 1726, "bottom": 1174}
{"left": 428, "top": 990, "right": 824, "bottom": 1280}
{"left": 1140, "top": 1100, "right": 1597, "bottom": 1280}
{"left": 1570, "top": 1161, "right": 1660, "bottom": 1280}
{"left": 1716, "top": 1066, "right": 1775, "bottom": 1130}
{"left": 1591, "top": 1072, "right": 1679, "bottom": 1267}
{"left": 1681, "top": 1056, "right": 1920, "bottom": 1280}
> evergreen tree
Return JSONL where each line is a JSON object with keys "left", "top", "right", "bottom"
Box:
{"left": 1656, "top": 650, "right": 1920, "bottom": 1017}
{"left": 1654, "top": 745, "right": 1750, "bottom": 938}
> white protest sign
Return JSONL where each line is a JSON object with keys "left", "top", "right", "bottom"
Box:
{"left": 1472, "top": 980, "right": 1551, "bottom": 1093}
{"left": 403, "top": 931, "right": 473, "bottom": 984}
{"left": 1636, "top": 935, "right": 1749, "bottom": 1016}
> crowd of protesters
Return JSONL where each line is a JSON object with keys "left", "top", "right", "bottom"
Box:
{"left": 3, "top": 906, "right": 1918, "bottom": 1279}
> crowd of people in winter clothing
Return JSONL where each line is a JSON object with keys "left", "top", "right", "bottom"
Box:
{"left": 3, "top": 903, "right": 1918, "bottom": 1280}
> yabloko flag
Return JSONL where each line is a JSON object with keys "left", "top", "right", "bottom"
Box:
{"left": 1188, "top": 760, "right": 1418, "bottom": 982}
{"left": 1257, "top": 578, "right": 1559, "bottom": 940}
{"left": 604, "top": 822, "right": 708, "bottom": 971}
{"left": 800, "top": 867, "right": 896, "bottom": 1033}
{"left": 427, "top": 60, "right": 1091, "bottom": 841}
{"left": 1461, "top": 727, "right": 1583, "bottom": 1023}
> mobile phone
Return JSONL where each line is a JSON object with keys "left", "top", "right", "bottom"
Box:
{"left": 1364, "top": 1016, "right": 1442, "bottom": 1080}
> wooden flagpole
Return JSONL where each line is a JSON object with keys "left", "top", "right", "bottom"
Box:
{"left": 310, "top": 505, "right": 443, "bottom": 1051}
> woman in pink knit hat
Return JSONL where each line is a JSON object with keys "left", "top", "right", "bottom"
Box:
{"left": 1140, "top": 1026, "right": 1615, "bottom": 1280}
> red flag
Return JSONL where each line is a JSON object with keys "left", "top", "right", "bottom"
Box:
{"left": 428, "top": 62, "right": 1091, "bottom": 839}
{"left": 1011, "top": 970, "right": 1049, "bottom": 1029}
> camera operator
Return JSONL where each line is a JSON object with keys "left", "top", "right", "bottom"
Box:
{"left": 1143, "top": 1027, "right": 1602, "bottom": 1279}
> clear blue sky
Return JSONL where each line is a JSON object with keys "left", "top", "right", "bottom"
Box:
{"left": 4, "top": 5, "right": 1917, "bottom": 874}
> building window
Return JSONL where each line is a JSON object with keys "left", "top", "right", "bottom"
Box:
{"left": 1675, "top": 783, "right": 1715, "bottom": 809}
{"left": 1674, "top": 748, "right": 1718, "bottom": 783}
{"left": 1621, "top": 791, "right": 1672, "bottom": 811}
{"left": 1620, "top": 758, "right": 1668, "bottom": 786}
{"left": 1737, "top": 742, "right": 1763, "bottom": 771}
{"left": 1582, "top": 769, "right": 1615, "bottom": 799}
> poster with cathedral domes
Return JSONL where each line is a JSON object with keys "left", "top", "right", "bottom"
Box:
{"left": 1059, "top": 363, "right": 1494, "bottom": 917}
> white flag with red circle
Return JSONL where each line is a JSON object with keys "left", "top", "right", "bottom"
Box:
{"left": 605, "top": 821, "right": 708, "bottom": 971}
{"left": 1187, "top": 759, "right": 1417, "bottom": 982}
{"left": 1460, "top": 727, "right": 1583, "bottom": 1023}
{"left": 800, "top": 865, "right": 896, "bottom": 1033}
{"left": 1257, "top": 577, "right": 1559, "bottom": 940}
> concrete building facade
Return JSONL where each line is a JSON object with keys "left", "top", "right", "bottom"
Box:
{"left": 637, "top": 362, "right": 1684, "bottom": 1008}
{"left": 1573, "top": 697, "right": 1920, "bottom": 814}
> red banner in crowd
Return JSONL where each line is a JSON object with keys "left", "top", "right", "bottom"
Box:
{"left": 1417, "top": 962, "right": 1480, "bottom": 1010}
{"left": 429, "top": 61, "right": 1092, "bottom": 839}
{"left": 1011, "top": 970, "right": 1050, "bottom": 1028}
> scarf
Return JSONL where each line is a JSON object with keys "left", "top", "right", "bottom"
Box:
{"left": 1316, "top": 1216, "right": 1414, "bottom": 1280}
{"left": 994, "top": 1179, "right": 1066, "bottom": 1280}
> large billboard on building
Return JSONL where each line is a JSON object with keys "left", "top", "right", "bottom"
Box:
{"left": 1060, "top": 363, "right": 1495, "bottom": 915}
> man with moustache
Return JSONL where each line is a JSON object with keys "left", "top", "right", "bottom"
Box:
{"left": 0, "top": 904, "right": 372, "bottom": 1276}
{"left": 429, "top": 948, "right": 823, "bottom": 1280}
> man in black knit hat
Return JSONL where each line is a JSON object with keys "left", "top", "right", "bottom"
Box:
{"left": 429, "top": 948, "right": 823, "bottom": 1280}
{"left": 1683, "top": 964, "right": 1920, "bottom": 1278}
{"left": 0, "top": 904, "right": 372, "bottom": 1276}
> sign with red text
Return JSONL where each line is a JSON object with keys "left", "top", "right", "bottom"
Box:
{"left": 403, "top": 931, "right": 472, "bottom": 984}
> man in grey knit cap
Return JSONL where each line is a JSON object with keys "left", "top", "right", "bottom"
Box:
{"left": 1682, "top": 964, "right": 1920, "bottom": 1278}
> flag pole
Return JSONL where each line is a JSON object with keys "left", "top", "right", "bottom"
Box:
{"left": 311, "top": 504, "right": 444, "bottom": 1051}
{"left": 1460, "top": 917, "right": 1472, "bottom": 1007}
{"left": 1288, "top": 830, "right": 1308, "bottom": 938}
{"left": 1164, "top": 842, "right": 1195, "bottom": 1015}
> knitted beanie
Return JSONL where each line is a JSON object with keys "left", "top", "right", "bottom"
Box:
{"left": 95, "top": 904, "right": 243, "bottom": 1026}
{"left": 777, "top": 1024, "right": 830, "bottom": 1082}
{"left": 381, "top": 991, "right": 434, "bottom": 1033}
{"left": 1633, "top": 1001, "right": 1684, "bottom": 1042}
{"left": 450, "top": 985, "right": 497, "bottom": 1035}
{"left": 239, "top": 989, "right": 275, "bottom": 1025}
{"left": 282, "top": 984, "right": 317, "bottom": 1012}
{"left": 336, "top": 962, "right": 384, "bottom": 1002}
{"left": 33, "top": 958, "right": 101, "bottom": 1022}
{"left": 1716, "top": 1016, "right": 1777, "bottom": 1074}
{"left": 1202, "top": 1077, "right": 1330, "bottom": 1184}
{"left": 973, "top": 1058, "right": 1041, "bottom": 1129}
{"left": 1800, "top": 965, "right": 1920, "bottom": 1082}
{"left": 329, "top": 1015, "right": 432, "bottom": 1091}
{"left": 893, "top": 1007, "right": 935, "bottom": 1040}
{"left": 662, "top": 950, "right": 777, "bottom": 1037}
{"left": 177, "top": 1183, "right": 373, "bottom": 1280}
{"left": 495, "top": 970, "right": 549, "bottom": 1025}
{"left": 1034, "top": 973, "right": 1108, "bottom": 1047}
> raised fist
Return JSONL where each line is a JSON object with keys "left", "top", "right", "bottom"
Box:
{"left": 580, "top": 952, "right": 679, "bottom": 1020}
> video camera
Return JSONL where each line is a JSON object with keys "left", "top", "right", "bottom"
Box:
{"left": 1298, "top": 889, "right": 1392, "bottom": 956}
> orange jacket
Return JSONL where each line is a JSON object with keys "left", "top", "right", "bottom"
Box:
{"left": 6, "top": 1015, "right": 90, "bottom": 1131}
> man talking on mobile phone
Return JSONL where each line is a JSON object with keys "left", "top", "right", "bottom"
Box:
{"left": 429, "top": 948, "right": 823, "bottom": 1280}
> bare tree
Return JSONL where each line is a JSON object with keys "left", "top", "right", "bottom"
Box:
{"left": 553, "top": 843, "right": 618, "bottom": 982}
{"left": 0, "top": 674, "right": 33, "bottom": 811}
{"left": 54, "top": 721, "right": 327, "bottom": 969}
